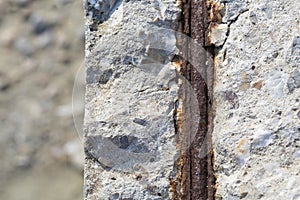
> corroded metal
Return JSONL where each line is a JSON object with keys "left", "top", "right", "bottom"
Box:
{"left": 190, "top": 1, "right": 209, "bottom": 200}
{"left": 172, "top": 0, "right": 216, "bottom": 199}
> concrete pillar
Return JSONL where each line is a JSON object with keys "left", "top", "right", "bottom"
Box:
{"left": 84, "top": 0, "right": 300, "bottom": 199}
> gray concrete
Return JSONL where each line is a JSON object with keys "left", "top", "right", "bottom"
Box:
{"left": 210, "top": 0, "right": 300, "bottom": 199}
{"left": 84, "top": 0, "right": 181, "bottom": 199}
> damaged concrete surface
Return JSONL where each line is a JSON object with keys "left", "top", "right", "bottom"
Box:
{"left": 84, "top": 0, "right": 183, "bottom": 199}
{"left": 84, "top": 0, "right": 215, "bottom": 198}
{"left": 210, "top": 0, "right": 300, "bottom": 199}
{"left": 84, "top": 0, "right": 300, "bottom": 199}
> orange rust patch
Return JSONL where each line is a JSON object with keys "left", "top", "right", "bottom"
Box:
{"left": 176, "top": 108, "right": 183, "bottom": 129}
{"left": 207, "top": 1, "right": 223, "bottom": 24}
{"left": 169, "top": 180, "right": 178, "bottom": 199}
{"left": 172, "top": 58, "right": 184, "bottom": 72}
{"left": 205, "top": 1, "right": 225, "bottom": 46}
{"left": 176, "top": 0, "right": 183, "bottom": 7}
{"left": 209, "top": 22, "right": 219, "bottom": 29}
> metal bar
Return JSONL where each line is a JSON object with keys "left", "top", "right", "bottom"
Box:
{"left": 177, "top": 0, "right": 215, "bottom": 199}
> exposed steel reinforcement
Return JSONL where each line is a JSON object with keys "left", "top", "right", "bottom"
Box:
{"left": 170, "top": 0, "right": 216, "bottom": 199}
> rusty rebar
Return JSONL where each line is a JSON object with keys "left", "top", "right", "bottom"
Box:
{"left": 173, "top": 0, "right": 216, "bottom": 199}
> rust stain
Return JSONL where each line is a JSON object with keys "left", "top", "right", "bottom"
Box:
{"left": 205, "top": 1, "right": 224, "bottom": 47}
{"left": 189, "top": 0, "right": 209, "bottom": 197}
{"left": 206, "top": 1, "right": 223, "bottom": 24}
{"left": 169, "top": 180, "right": 178, "bottom": 199}
{"left": 172, "top": 57, "right": 185, "bottom": 73}
{"left": 170, "top": 0, "right": 219, "bottom": 199}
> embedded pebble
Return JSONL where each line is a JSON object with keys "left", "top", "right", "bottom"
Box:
{"left": 264, "top": 70, "right": 288, "bottom": 98}
{"left": 287, "top": 70, "right": 300, "bottom": 93}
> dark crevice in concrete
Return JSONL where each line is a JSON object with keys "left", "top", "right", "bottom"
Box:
{"left": 220, "top": 8, "right": 249, "bottom": 50}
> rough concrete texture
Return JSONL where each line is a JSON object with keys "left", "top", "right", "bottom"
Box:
{"left": 84, "top": 0, "right": 182, "bottom": 199}
{"left": 84, "top": 0, "right": 300, "bottom": 199}
{"left": 211, "top": 0, "right": 300, "bottom": 199}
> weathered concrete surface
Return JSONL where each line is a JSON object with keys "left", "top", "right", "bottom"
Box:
{"left": 84, "top": 0, "right": 182, "bottom": 199}
{"left": 210, "top": 0, "right": 300, "bottom": 199}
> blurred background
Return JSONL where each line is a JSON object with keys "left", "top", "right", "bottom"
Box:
{"left": 0, "top": 0, "right": 85, "bottom": 199}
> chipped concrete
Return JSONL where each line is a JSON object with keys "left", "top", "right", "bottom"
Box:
{"left": 84, "top": 0, "right": 182, "bottom": 199}
{"left": 211, "top": 0, "right": 300, "bottom": 199}
{"left": 84, "top": 0, "right": 300, "bottom": 199}
{"left": 208, "top": 23, "right": 228, "bottom": 47}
